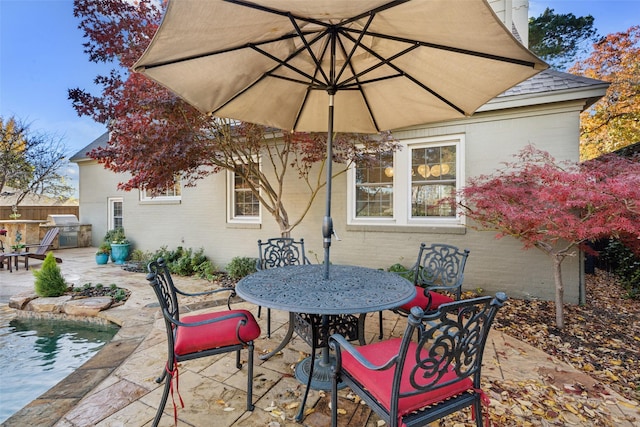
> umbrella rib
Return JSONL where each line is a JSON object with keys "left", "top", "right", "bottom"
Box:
{"left": 339, "top": 31, "right": 467, "bottom": 116}
{"left": 212, "top": 35, "right": 332, "bottom": 120}
{"left": 224, "top": 0, "right": 410, "bottom": 31}
{"left": 288, "top": 14, "right": 330, "bottom": 85}
{"left": 135, "top": 32, "right": 310, "bottom": 70}
{"left": 291, "top": 43, "right": 331, "bottom": 130}
{"left": 340, "top": 74, "right": 404, "bottom": 89}
{"left": 335, "top": 35, "right": 382, "bottom": 132}
{"left": 333, "top": 0, "right": 411, "bottom": 27}
{"left": 250, "top": 43, "right": 327, "bottom": 87}
{"left": 343, "top": 28, "right": 539, "bottom": 68}
{"left": 334, "top": 11, "right": 376, "bottom": 86}
{"left": 265, "top": 73, "right": 327, "bottom": 90}
{"left": 337, "top": 32, "right": 420, "bottom": 88}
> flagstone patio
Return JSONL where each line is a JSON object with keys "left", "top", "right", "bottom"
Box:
{"left": 1, "top": 248, "right": 637, "bottom": 426}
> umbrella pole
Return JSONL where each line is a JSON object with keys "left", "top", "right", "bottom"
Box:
{"left": 322, "top": 93, "right": 335, "bottom": 280}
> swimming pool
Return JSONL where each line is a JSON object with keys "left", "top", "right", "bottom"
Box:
{"left": 0, "top": 305, "right": 119, "bottom": 423}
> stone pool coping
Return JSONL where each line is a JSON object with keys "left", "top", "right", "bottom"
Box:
{"left": 2, "top": 284, "right": 157, "bottom": 426}
{"left": 3, "top": 271, "right": 233, "bottom": 427}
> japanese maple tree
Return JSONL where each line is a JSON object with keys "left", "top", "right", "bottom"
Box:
{"left": 458, "top": 145, "right": 640, "bottom": 329}
{"left": 570, "top": 26, "right": 640, "bottom": 160}
{"left": 69, "top": 0, "right": 397, "bottom": 236}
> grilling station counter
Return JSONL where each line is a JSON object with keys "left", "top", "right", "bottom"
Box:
{"left": 0, "top": 215, "right": 92, "bottom": 249}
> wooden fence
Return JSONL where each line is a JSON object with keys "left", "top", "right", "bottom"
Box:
{"left": 0, "top": 205, "right": 79, "bottom": 221}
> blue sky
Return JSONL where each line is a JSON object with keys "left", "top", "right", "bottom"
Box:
{"left": 1, "top": 0, "right": 638, "bottom": 176}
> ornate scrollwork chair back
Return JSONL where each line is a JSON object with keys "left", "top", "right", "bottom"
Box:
{"left": 256, "top": 237, "right": 310, "bottom": 337}
{"left": 258, "top": 237, "right": 309, "bottom": 269}
{"left": 146, "top": 258, "right": 261, "bottom": 427}
{"left": 378, "top": 242, "right": 470, "bottom": 339}
{"left": 330, "top": 292, "right": 507, "bottom": 427}
{"left": 413, "top": 242, "right": 470, "bottom": 299}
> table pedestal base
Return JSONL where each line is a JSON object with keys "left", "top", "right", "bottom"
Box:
{"left": 294, "top": 354, "right": 346, "bottom": 421}
{"left": 294, "top": 355, "right": 346, "bottom": 391}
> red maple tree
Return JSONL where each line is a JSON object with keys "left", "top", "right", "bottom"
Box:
{"left": 69, "top": 0, "right": 397, "bottom": 236}
{"left": 458, "top": 145, "right": 640, "bottom": 328}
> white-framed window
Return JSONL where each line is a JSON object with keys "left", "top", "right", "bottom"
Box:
{"left": 348, "top": 134, "right": 465, "bottom": 226}
{"left": 354, "top": 151, "right": 395, "bottom": 218}
{"left": 108, "top": 197, "right": 123, "bottom": 230}
{"left": 140, "top": 178, "right": 182, "bottom": 203}
{"left": 227, "top": 161, "right": 261, "bottom": 223}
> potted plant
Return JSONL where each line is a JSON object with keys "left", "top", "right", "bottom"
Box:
{"left": 108, "top": 228, "right": 130, "bottom": 265}
{"left": 96, "top": 242, "right": 111, "bottom": 265}
{"left": 10, "top": 230, "right": 25, "bottom": 252}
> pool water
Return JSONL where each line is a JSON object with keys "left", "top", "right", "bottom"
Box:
{"left": 0, "top": 306, "right": 119, "bottom": 423}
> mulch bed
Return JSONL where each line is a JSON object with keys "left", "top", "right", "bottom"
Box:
{"left": 493, "top": 270, "right": 640, "bottom": 404}
{"left": 64, "top": 284, "right": 132, "bottom": 307}
{"left": 430, "top": 270, "right": 640, "bottom": 426}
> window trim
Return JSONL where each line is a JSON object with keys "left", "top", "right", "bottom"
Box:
{"left": 227, "top": 159, "right": 262, "bottom": 224}
{"left": 108, "top": 197, "right": 123, "bottom": 231}
{"left": 139, "top": 179, "right": 182, "bottom": 204}
{"left": 347, "top": 134, "right": 465, "bottom": 227}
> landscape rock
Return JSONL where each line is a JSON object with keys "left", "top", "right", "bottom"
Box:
{"left": 28, "top": 296, "right": 73, "bottom": 313}
{"left": 8, "top": 291, "right": 39, "bottom": 310}
{"left": 63, "top": 297, "right": 113, "bottom": 316}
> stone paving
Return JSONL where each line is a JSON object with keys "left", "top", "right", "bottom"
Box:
{"left": 1, "top": 248, "right": 638, "bottom": 427}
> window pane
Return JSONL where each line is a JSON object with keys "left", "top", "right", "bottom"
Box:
{"left": 141, "top": 178, "right": 182, "bottom": 200}
{"left": 113, "top": 201, "right": 122, "bottom": 218}
{"left": 411, "top": 145, "right": 456, "bottom": 217}
{"left": 355, "top": 152, "right": 394, "bottom": 218}
{"left": 234, "top": 164, "right": 260, "bottom": 217}
{"left": 109, "top": 198, "right": 123, "bottom": 230}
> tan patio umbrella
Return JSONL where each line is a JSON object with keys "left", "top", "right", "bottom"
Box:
{"left": 133, "top": 0, "right": 547, "bottom": 277}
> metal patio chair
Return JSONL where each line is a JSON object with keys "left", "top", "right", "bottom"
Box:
{"left": 256, "top": 237, "right": 311, "bottom": 337}
{"left": 146, "top": 258, "right": 261, "bottom": 427}
{"left": 330, "top": 292, "right": 507, "bottom": 427}
{"left": 256, "top": 237, "right": 365, "bottom": 344}
{"left": 378, "top": 242, "right": 470, "bottom": 338}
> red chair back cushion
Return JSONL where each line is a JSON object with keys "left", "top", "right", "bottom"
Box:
{"left": 398, "top": 286, "right": 454, "bottom": 312}
{"left": 174, "top": 309, "right": 261, "bottom": 356}
{"left": 341, "top": 338, "right": 473, "bottom": 417}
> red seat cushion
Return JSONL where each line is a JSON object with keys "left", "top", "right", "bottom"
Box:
{"left": 398, "top": 286, "right": 454, "bottom": 312}
{"left": 174, "top": 309, "right": 261, "bottom": 356}
{"left": 341, "top": 338, "right": 473, "bottom": 418}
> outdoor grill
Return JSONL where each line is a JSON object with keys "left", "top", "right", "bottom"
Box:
{"left": 45, "top": 214, "right": 80, "bottom": 248}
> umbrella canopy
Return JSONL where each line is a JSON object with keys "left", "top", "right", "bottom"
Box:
{"left": 134, "top": 0, "right": 546, "bottom": 133}
{"left": 133, "top": 0, "right": 547, "bottom": 275}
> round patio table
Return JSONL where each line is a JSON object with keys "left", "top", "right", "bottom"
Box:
{"left": 235, "top": 264, "right": 415, "bottom": 420}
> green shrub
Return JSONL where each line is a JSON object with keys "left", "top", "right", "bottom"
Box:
{"left": 190, "top": 248, "right": 216, "bottom": 280}
{"left": 194, "top": 260, "right": 217, "bottom": 281}
{"left": 114, "top": 289, "right": 127, "bottom": 301}
{"left": 33, "top": 252, "right": 67, "bottom": 297}
{"left": 387, "top": 263, "right": 415, "bottom": 281}
{"left": 602, "top": 239, "right": 640, "bottom": 299}
{"left": 129, "top": 249, "right": 153, "bottom": 263}
{"left": 226, "top": 256, "right": 257, "bottom": 280}
{"left": 171, "top": 247, "right": 195, "bottom": 275}
{"left": 143, "top": 246, "right": 217, "bottom": 280}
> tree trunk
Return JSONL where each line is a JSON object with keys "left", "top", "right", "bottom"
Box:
{"left": 553, "top": 256, "right": 565, "bottom": 329}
